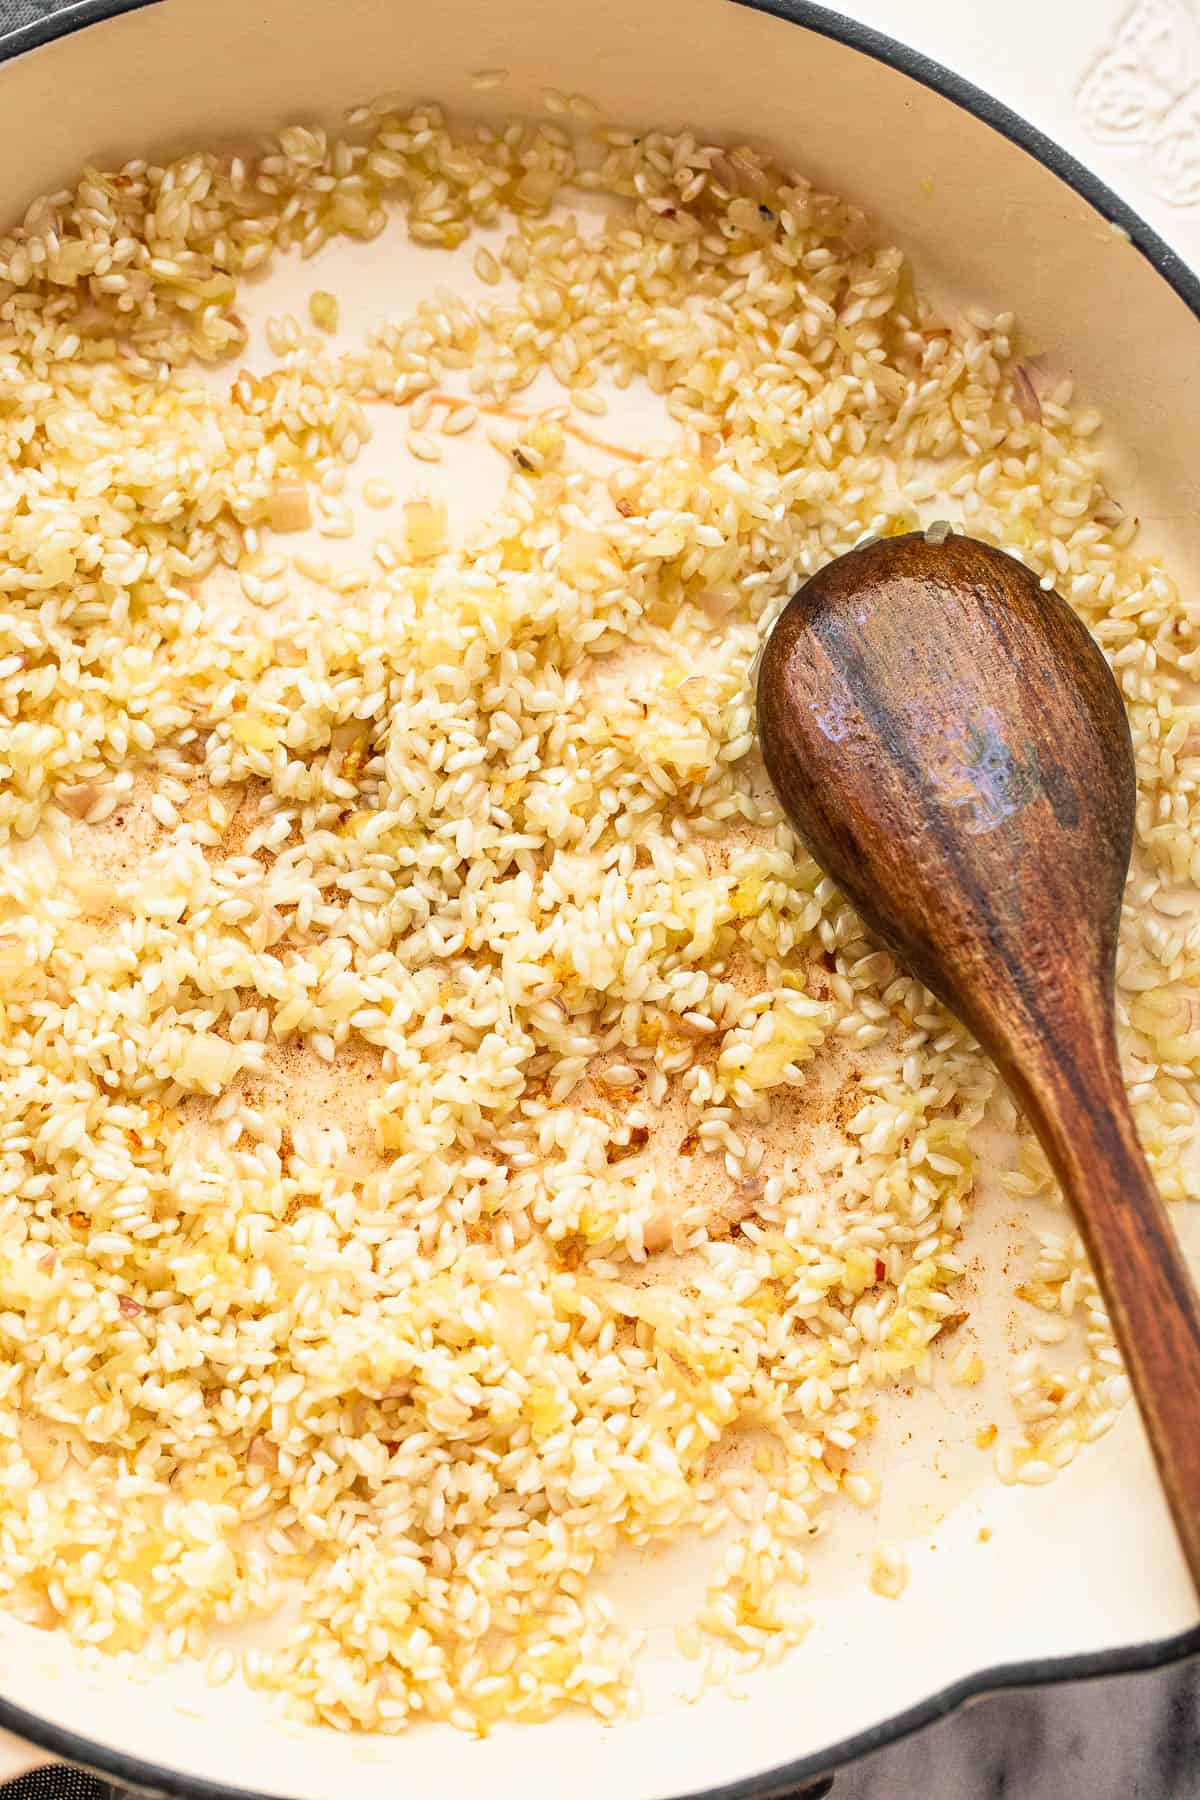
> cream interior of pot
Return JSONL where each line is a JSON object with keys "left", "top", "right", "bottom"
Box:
{"left": 0, "top": 0, "right": 1198, "bottom": 1795}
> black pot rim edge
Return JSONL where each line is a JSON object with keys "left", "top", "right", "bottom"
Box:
{"left": 0, "top": 0, "right": 1197, "bottom": 1795}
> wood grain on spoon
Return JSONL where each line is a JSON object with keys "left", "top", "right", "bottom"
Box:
{"left": 757, "top": 530, "right": 1200, "bottom": 1592}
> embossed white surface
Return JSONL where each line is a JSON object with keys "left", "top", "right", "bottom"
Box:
{"left": 1078, "top": 0, "right": 1200, "bottom": 206}
{"left": 839, "top": 0, "right": 1200, "bottom": 274}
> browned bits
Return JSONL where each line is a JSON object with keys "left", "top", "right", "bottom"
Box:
{"left": 604, "top": 1124, "right": 649, "bottom": 1165}
{"left": 58, "top": 781, "right": 101, "bottom": 818}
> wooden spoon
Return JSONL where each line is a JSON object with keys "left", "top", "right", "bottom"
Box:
{"left": 757, "top": 529, "right": 1200, "bottom": 1590}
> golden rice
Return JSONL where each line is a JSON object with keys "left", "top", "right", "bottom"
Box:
{"left": 0, "top": 99, "right": 1192, "bottom": 1733}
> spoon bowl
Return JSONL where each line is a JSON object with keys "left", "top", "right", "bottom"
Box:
{"left": 757, "top": 530, "right": 1200, "bottom": 1591}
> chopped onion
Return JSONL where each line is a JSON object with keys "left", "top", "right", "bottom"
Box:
{"left": 58, "top": 780, "right": 101, "bottom": 818}
{"left": 1011, "top": 363, "right": 1042, "bottom": 424}
{"left": 263, "top": 483, "right": 312, "bottom": 533}
{"left": 308, "top": 290, "right": 339, "bottom": 333}
{"left": 489, "top": 1285, "right": 537, "bottom": 1361}
{"left": 593, "top": 1281, "right": 682, "bottom": 1332}
{"left": 403, "top": 498, "right": 447, "bottom": 561}
{"left": 176, "top": 1032, "right": 245, "bottom": 1093}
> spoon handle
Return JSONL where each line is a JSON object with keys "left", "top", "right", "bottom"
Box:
{"left": 1016, "top": 1026, "right": 1200, "bottom": 1589}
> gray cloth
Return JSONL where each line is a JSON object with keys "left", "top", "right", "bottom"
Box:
{"left": 0, "top": 1, "right": 65, "bottom": 24}
{"left": 1, "top": 1772, "right": 124, "bottom": 1800}
{"left": 0, "top": 0, "right": 154, "bottom": 59}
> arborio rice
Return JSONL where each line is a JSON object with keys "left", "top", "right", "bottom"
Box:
{"left": 0, "top": 97, "right": 1193, "bottom": 1733}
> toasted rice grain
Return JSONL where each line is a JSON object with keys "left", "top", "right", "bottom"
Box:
{"left": 0, "top": 96, "right": 1192, "bottom": 1739}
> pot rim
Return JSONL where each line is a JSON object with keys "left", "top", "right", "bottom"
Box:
{"left": 1, "top": 1, "right": 1198, "bottom": 1793}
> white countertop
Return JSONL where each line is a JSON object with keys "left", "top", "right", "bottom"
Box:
{"left": 829, "top": 0, "right": 1200, "bottom": 276}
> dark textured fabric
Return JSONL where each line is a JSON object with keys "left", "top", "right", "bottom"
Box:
{"left": 0, "top": 1771, "right": 125, "bottom": 1800}
{"left": 0, "top": 0, "right": 97, "bottom": 31}
{"left": 0, "top": 1, "right": 60, "bottom": 25}
{"left": 0, "top": 0, "right": 157, "bottom": 62}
